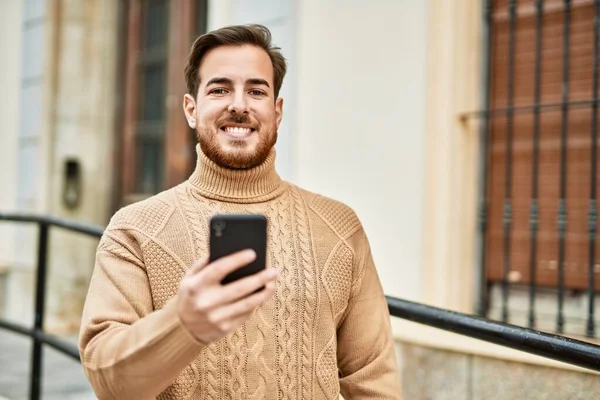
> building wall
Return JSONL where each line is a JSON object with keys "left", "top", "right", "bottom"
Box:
{"left": 293, "top": 0, "right": 428, "bottom": 302}
{"left": 43, "top": 0, "right": 119, "bottom": 333}
{"left": 0, "top": 0, "right": 24, "bottom": 313}
{"left": 208, "top": 0, "right": 297, "bottom": 182}
{"left": 0, "top": 0, "right": 119, "bottom": 333}
{"left": 419, "top": 0, "right": 483, "bottom": 314}
{"left": 2, "top": 0, "right": 49, "bottom": 325}
{"left": 401, "top": 343, "right": 600, "bottom": 400}
{"left": 209, "top": 0, "right": 428, "bottom": 303}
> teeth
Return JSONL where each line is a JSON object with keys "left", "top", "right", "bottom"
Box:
{"left": 225, "top": 127, "right": 251, "bottom": 135}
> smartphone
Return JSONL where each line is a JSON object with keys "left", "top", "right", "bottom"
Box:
{"left": 209, "top": 214, "right": 268, "bottom": 285}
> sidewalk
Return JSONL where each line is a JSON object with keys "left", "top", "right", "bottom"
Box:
{"left": 0, "top": 330, "right": 96, "bottom": 400}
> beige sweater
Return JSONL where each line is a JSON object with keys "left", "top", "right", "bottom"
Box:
{"left": 79, "top": 146, "right": 402, "bottom": 399}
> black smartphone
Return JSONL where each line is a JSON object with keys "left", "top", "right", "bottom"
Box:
{"left": 209, "top": 214, "right": 268, "bottom": 285}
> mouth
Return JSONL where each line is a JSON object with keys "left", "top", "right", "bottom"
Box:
{"left": 219, "top": 125, "right": 256, "bottom": 139}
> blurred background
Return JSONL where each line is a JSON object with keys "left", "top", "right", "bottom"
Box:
{"left": 1, "top": 0, "right": 599, "bottom": 399}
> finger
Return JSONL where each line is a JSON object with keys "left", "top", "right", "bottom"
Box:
{"left": 201, "top": 249, "right": 257, "bottom": 284}
{"left": 217, "top": 268, "right": 279, "bottom": 305}
{"left": 187, "top": 256, "right": 209, "bottom": 276}
{"left": 212, "top": 282, "right": 277, "bottom": 322}
{"left": 221, "top": 314, "right": 252, "bottom": 335}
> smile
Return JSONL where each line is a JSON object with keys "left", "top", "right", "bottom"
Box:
{"left": 220, "top": 126, "right": 256, "bottom": 138}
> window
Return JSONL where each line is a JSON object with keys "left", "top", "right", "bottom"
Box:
{"left": 117, "top": 0, "right": 208, "bottom": 205}
{"left": 479, "top": 0, "right": 599, "bottom": 337}
{"left": 137, "top": 0, "right": 168, "bottom": 194}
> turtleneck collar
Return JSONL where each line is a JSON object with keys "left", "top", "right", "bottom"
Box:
{"left": 187, "top": 144, "right": 286, "bottom": 203}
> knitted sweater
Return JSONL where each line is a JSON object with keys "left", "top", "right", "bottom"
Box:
{"left": 79, "top": 145, "right": 402, "bottom": 400}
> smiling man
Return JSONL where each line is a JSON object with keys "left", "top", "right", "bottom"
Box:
{"left": 79, "top": 24, "right": 402, "bottom": 399}
{"left": 188, "top": 42, "right": 282, "bottom": 170}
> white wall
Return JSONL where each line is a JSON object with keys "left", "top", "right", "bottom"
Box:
{"left": 0, "top": 0, "right": 23, "bottom": 304}
{"left": 294, "top": 0, "right": 428, "bottom": 301}
{"left": 0, "top": 0, "right": 45, "bottom": 323}
{"left": 208, "top": 0, "right": 296, "bottom": 181}
{"left": 208, "top": 0, "right": 428, "bottom": 301}
{"left": 0, "top": 2, "right": 23, "bottom": 213}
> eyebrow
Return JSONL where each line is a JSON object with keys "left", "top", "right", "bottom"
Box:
{"left": 205, "top": 77, "right": 270, "bottom": 88}
{"left": 246, "top": 78, "right": 270, "bottom": 88}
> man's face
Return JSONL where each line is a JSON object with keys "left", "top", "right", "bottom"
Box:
{"left": 183, "top": 45, "right": 283, "bottom": 169}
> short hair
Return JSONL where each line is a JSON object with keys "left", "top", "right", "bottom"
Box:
{"left": 184, "top": 24, "right": 287, "bottom": 99}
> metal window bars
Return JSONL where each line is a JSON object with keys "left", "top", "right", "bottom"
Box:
{"left": 470, "top": 0, "right": 599, "bottom": 339}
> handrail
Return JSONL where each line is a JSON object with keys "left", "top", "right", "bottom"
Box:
{"left": 386, "top": 296, "right": 600, "bottom": 372}
{"left": 0, "top": 213, "right": 104, "bottom": 237}
{"left": 0, "top": 319, "right": 80, "bottom": 360}
{"left": 0, "top": 212, "right": 104, "bottom": 400}
{"left": 1, "top": 213, "right": 600, "bottom": 400}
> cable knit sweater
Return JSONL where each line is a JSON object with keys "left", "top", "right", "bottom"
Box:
{"left": 79, "top": 145, "right": 402, "bottom": 400}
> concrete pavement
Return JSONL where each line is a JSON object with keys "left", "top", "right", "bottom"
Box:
{"left": 0, "top": 330, "right": 96, "bottom": 400}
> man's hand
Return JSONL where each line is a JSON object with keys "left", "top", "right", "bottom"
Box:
{"left": 177, "top": 249, "right": 278, "bottom": 344}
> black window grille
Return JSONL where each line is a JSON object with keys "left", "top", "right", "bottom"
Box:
{"left": 132, "top": 0, "right": 209, "bottom": 195}
{"left": 136, "top": 0, "right": 169, "bottom": 194}
{"left": 474, "top": 0, "right": 599, "bottom": 338}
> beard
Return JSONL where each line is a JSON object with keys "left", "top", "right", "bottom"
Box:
{"left": 196, "top": 112, "right": 278, "bottom": 169}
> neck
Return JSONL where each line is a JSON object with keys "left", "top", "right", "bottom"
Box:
{"left": 188, "top": 144, "right": 285, "bottom": 203}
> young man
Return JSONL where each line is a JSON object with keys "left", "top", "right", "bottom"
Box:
{"left": 79, "top": 24, "right": 402, "bottom": 399}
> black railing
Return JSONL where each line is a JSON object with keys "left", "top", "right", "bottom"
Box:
{"left": 0, "top": 214, "right": 103, "bottom": 400}
{"left": 1, "top": 213, "right": 600, "bottom": 400}
{"left": 388, "top": 297, "right": 600, "bottom": 373}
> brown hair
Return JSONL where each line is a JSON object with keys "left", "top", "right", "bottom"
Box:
{"left": 184, "top": 24, "right": 287, "bottom": 99}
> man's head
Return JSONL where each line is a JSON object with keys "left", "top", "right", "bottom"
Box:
{"left": 183, "top": 24, "right": 287, "bottom": 169}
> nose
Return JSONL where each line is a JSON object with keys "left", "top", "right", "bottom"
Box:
{"left": 227, "top": 92, "right": 249, "bottom": 114}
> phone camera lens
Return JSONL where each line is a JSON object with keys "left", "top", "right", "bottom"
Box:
{"left": 214, "top": 221, "right": 226, "bottom": 231}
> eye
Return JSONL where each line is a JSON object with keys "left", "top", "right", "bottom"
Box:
{"left": 209, "top": 88, "right": 229, "bottom": 95}
{"left": 249, "top": 89, "right": 267, "bottom": 96}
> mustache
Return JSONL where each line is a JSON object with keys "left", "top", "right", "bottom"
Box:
{"left": 216, "top": 113, "right": 255, "bottom": 127}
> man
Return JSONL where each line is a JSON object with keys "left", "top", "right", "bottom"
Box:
{"left": 79, "top": 24, "right": 402, "bottom": 399}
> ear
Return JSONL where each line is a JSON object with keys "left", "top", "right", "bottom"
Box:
{"left": 183, "top": 94, "right": 197, "bottom": 129}
{"left": 275, "top": 97, "right": 284, "bottom": 128}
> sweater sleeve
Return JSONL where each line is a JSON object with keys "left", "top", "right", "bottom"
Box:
{"left": 78, "top": 230, "right": 204, "bottom": 400}
{"left": 337, "top": 229, "right": 403, "bottom": 399}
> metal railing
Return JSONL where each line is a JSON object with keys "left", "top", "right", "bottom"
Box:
{"left": 387, "top": 296, "right": 600, "bottom": 372}
{"left": 1, "top": 213, "right": 599, "bottom": 400}
{"left": 0, "top": 214, "right": 103, "bottom": 400}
